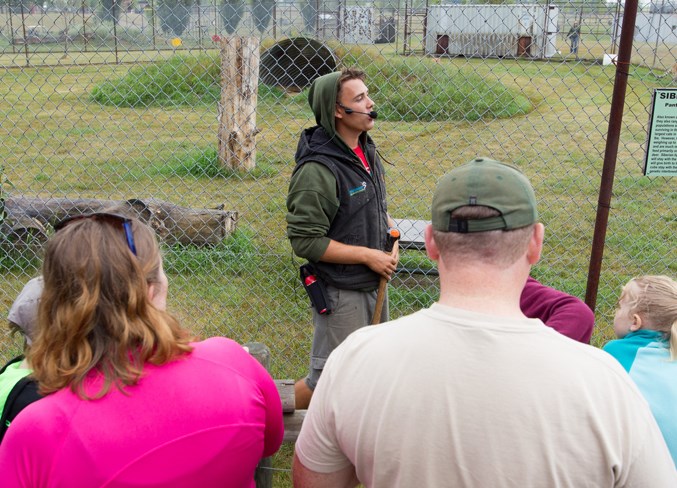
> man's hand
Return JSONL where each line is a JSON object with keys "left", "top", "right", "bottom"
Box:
{"left": 320, "top": 240, "right": 399, "bottom": 280}
{"left": 364, "top": 246, "right": 398, "bottom": 280}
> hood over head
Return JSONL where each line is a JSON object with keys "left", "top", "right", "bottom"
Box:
{"left": 308, "top": 71, "right": 369, "bottom": 156}
{"left": 308, "top": 71, "right": 341, "bottom": 140}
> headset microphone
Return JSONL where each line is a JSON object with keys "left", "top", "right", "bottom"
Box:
{"left": 340, "top": 104, "right": 378, "bottom": 119}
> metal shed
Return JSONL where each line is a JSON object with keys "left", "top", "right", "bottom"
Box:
{"left": 425, "top": 4, "right": 559, "bottom": 59}
{"left": 634, "top": 13, "right": 677, "bottom": 44}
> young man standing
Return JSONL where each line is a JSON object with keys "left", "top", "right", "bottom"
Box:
{"left": 286, "top": 69, "right": 398, "bottom": 409}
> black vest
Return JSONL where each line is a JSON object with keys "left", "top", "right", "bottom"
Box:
{"left": 294, "top": 128, "right": 389, "bottom": 290}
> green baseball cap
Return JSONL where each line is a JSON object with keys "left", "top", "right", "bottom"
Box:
{"left": 431, "top": 157, "right": 538, "bottom": 233}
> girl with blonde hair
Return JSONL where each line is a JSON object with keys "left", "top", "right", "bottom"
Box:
{"left": 0, "top": 213, "right": 283, "bottom": 486}
{"left": 603, "top": 274, "right": 677, "bottom": 465}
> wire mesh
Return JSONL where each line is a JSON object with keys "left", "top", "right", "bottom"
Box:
{"left": 1, "top": 1, "right": 675, "bottom": 383}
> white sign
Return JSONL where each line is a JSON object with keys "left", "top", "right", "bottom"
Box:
{"left": 644, "top": 88, "right": 677, "bottom": 176}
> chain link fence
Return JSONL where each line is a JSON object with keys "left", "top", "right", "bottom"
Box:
{"left": 1, "top": 0, "right": 676, "bottom": 386}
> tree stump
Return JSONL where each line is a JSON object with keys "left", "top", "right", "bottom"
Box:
{"left": 218, "top": 36, "right": 261, "bottom": 172}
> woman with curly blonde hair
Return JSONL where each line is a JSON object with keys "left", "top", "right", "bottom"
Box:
{"left": 0, "top": 213, "right": 283, "bottom": 487}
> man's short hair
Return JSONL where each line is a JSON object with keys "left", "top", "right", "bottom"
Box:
{"left": 433, "top": 206, "right": 534, "bottom": 268}
{"left": 337, "top": 68, "right": 366, "bottom": 99}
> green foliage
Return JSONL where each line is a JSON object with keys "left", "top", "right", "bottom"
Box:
{"left": 157, "top": 0, "right": 194, "bottom": 36}
{"left": 0, "top": 165, "right": 7, "bottom": 225}
{"left": 91, "top": 53, "right": 221, "bottom": 107}
{"left": 90, "top": 52, "right": 532, "bottom": 121}
{"left": 163, "top": 228, "right": 259, "bottom": 276}
{"left": 153, "top": 147, "right": 279, "bottom": 179}
{"left": 220, "top": 0, "right": 244, "bottom": 35}
{"left": 252, "top": 0, "right": 275, "bottom": 33}
{"left": 390, "top": 284, "right": 437, "bottom": 315}
{"left": 398, "top": 249, "right": 436, "bottom": 273}
{"left": 86, "top": 20, "right": 148, "bottom": 44}
{"left": 364, "top": 58, "right": 533, "bottom": 121}
{"left": 0, "top": 245, "right": 42, "bottom": 274}
{"left": 99, "top": 0, "right": 121, "bottom": 23}
{"left": 299, "top": 0, "right": 316, "bottom": 33}
{"left": 91, "top": 54, "right": 303, "bottom": 113}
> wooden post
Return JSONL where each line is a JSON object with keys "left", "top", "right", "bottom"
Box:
{"left": 244, "top": 343, "right": 304, "bottom": 487}
{"left": 218, "top": 36, "right": 260, "bottom": 172}
{"left": 245, "top": 342, "right": 274, "bottom": 488}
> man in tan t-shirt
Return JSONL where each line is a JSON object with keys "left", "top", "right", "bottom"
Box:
{"left": 292, "top": 158, "right": 676, "bottom": 487}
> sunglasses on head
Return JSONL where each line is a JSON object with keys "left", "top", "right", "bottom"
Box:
{"left": 54, "top": 212, "right": 137, "bottom": 256}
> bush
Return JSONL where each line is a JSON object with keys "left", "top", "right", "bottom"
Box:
{"left": 158, "top": 0, "right": 193, "bottom": 36}
{"left": 252, "top": 0, "right": 275, "bottom": 33}
{"left": 99, "top": 0, "right": 121, "bottom": 23}
{"left": 364, "top": 58, "right": 533, "bottom": 121}
{"left": 220, "top": 0, "right": 244, "bottom": 35}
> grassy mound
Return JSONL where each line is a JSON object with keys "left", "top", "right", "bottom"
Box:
{"left": 91, "top": 53, "right": 222, "bottom": 107}
{"left": 91, "top": 52, "right": 292, "bottom": 109}
{"left": 364, "top": 58, "right": 533, "bottom": 121}
{"left": 91, "top": 52, "right": 533, "bottom": 120}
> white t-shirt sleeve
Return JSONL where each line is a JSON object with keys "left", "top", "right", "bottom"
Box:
{"left": 294, "top": 352, "right": 353, "bottom": 474}
{"left": 621, "top": 411, "right": 677, "bottom": 486}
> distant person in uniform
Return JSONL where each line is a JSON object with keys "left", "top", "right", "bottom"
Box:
{"left": 567, "top": 22, "right": 581, "bottom": 55}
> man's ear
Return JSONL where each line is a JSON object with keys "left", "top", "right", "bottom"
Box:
{"left": 425, "top": 224, "right": 440, "bottom": 262}
{"left": 334, "top": 103, "right": 344, "bottom": 120}
{"left": 629, "top": 314, "right": 643, "bottom": 332}
{"left": 526, "top": 223, "right": 545, "bottom": 265}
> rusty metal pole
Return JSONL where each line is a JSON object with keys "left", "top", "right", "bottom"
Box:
{"left": 113, "top": 0, "right": 120, "bottom": 64}
{"left": 584, "top": 0, "right": 639, "bottom": 312}
{"left": 20, "top": 2, "right": 29, "bottom": 67}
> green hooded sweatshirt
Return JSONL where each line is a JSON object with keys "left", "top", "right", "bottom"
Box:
{"left": 285, "top": 71, "right": 389, "bottom": 289}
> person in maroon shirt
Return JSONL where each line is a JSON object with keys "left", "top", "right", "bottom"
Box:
{"left": 520, "top": 276, "right": 594, "bottom": 343}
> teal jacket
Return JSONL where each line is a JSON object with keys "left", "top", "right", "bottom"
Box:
{"left": 603, "top": 330, "right": 677, "bottom": 466}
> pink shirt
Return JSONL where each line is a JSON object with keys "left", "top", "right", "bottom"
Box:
{"left": 0, "top": 337, "right": 283, "bottom": 487}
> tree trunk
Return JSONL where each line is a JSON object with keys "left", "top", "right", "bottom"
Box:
{"left": 218, "top": 36, "right": 260, "bottom": 172}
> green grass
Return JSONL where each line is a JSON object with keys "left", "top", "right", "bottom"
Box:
{"left": 163, "top": 227, "right": 260, "bottom": 276}
{"left": 90, "top": 51, "right": 533, "bottom": 121}
{"left": 0, "top": 244, "right": 42, "bottom": 274}
{"left": 2, "top": 54, "right": 673, "bottom": 352}
{"left": 142, "top": 146, "right": 281, "bottom": 179}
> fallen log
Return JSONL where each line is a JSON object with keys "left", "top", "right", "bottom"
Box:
{"left": 3, "top": 197, "right": 238, "bottom": 247}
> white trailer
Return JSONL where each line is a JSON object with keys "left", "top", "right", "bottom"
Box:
{"left": 634, "top": 13, "right": 677, "bottom": 44}
{"left": 425, "top": 4, "right": 559, "bottom": 59}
